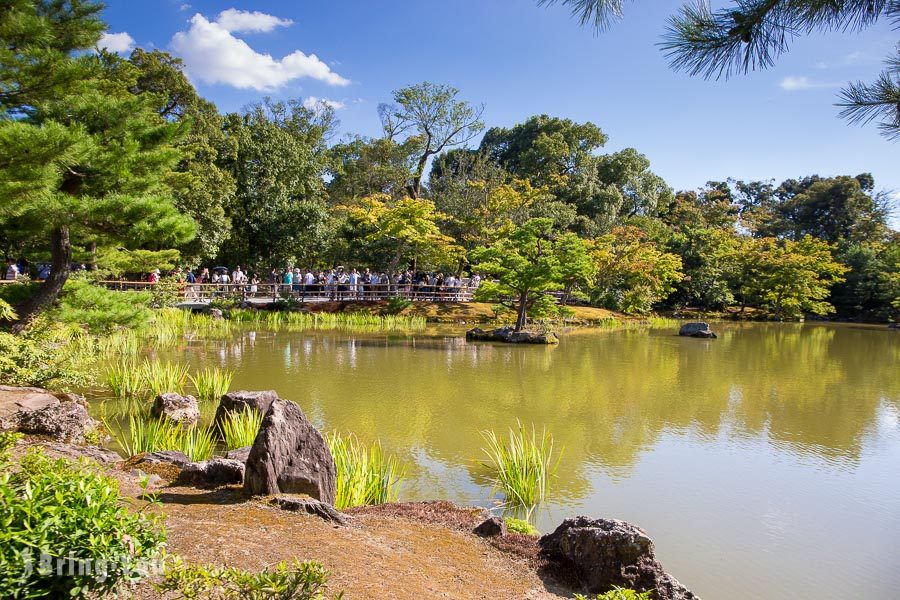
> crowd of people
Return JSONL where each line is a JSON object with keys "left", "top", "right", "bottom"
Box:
{"left": 169, "top": 265, "right": 482, "bottom": 301}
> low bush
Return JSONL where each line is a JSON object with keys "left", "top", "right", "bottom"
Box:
{"left": 0, "top": 322, "right": 94, "bottom": 390}
{"left": 0, "top": 433, "right": 165, "bottom": 598}
{"left": 504, "top": 517, "right": 539, "bottom": 535}
{"left": 157, "top": 556, "right": 341, "bottom": 599}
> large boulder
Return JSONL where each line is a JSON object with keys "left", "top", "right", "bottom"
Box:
{"left": 0, "top": 385, "right": 61, "bottom": 430}
{"left": 214, "top": 390, "right": 279, "bottom": 430}
{"left": 151, "top": 393, "right": 200, "bottom": 424}
{"left": 678, "top": 322, "right": 717, "bottom": 339}
{"left": 16, "top": 401, "right": 98, "bottom": 444}
{"left": 243, "top": 398, "right": 336, "bottom": 504}
{"left": 540, "top": 516, "right": 699, "bottom": 600}
{"left": 225, "top": 446, "right": 252, "bottom": 463}
{"left": 179, "top": 457, "right": 245, "bottom": 486}
{"left": 466, "top": 326, "right": 559, "bottom": 345}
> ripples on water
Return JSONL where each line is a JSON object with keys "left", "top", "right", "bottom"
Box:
{"left": 133, "top": 322, "right": 899, "bottom": 600}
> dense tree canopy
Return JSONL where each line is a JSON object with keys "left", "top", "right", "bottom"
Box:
{"left": 0, "top": 0, "right": 896, "bottom": 329}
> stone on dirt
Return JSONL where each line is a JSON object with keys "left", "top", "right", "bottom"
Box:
{"left": 539, "top": 516, "right": 699, "bottom": 600}
{"left": 474, "top": 516, "right": 507, "bottom": 537}
{"left": 271, "top": 496, "right": 347, "bottom": 524}
{"left": 243, "top": 398, "right": 336, "bottom": 504}
{"left": 16, "top": 401, "right": 98, "bottom": 444}
{"left": 179, "top": 457, "right": 245, "bottom": 486}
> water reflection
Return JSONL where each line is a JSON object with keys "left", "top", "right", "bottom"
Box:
{"left": 143, "top": 323, "right": 900, "bottom": 599}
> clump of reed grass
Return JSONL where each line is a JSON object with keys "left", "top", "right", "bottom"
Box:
{"left": 189, "top": 366, "right": 234, "bottom": 404}
{"left": 326, "top": 432, "right": 405, "bottom": 509}
{"left": 219, "top": 406, "right": 262, "bottom": 450}
{"left": 480, "top": 421, "right": 559, "bottom": 509}
{"left": 141, "top": 359, "right": 189, "bottom": 398}
{"left": 108, "top": 414, "right": 215, "bottom": 461}
{"left": 106, "top": 358, "right": 144, "bottom": 399}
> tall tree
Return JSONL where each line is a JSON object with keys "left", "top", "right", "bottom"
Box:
{"left": 378, "top": 82, "right": 484, "bottom": 198}
{"left": 472, "top": 218, "right": 592, "bottom": 331}
{"left": 541, "top": 0, "right": 900, "bottom": 138}
{"left": 128, "top": 48, "right": 236, "bottom": 265}
{"left": 0, "top": 1, "right": 195, "bottom": 328}
{"left": 220, "top": 100, "right": 335, "bottom": 269}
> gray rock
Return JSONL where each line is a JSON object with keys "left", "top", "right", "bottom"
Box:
{"left": 0, "top": 385, "right": 61, "bottom": 430}
{"left": 466, "top": 326, "right": 559, "bottom": 345}
{"left": 678, "top": 322, "right": 717, "bottom": 339}
{"left": 207, "top": 308, "right": 224, "bottom": 319}
{"left": 474, "top": 516, "right": 507, "bottom": 537}
{"left": 271, "top": 496, "right": 347, "bottom": 525}
{"left": 225, "top": 446, "right": 252, "bottom": 463}
{"left": 243, "top": 398, "right": 336, "bottom": 504}
{"left": 16, "top": 402, "right": 98, "bottom": 444}
{"left": 540, "top": 516, "right": 699, "bottom": 599}
{"left": 179, "top": 457, "right": 245, "bottom": 486}
{"left": 134, "top": 450, "right": 192, "bottom": 468}
{"left": 151, "top": 393, "right": 200, "bottom": 424}
{"left": 214, "top": 390, "right": 279, "bottom": 431}
{"left": 39, "top": 442, "right": 123, "bottom": 465}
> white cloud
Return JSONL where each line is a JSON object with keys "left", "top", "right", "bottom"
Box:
{"left": 179, "top": 3, "right": 191, "bottom": 11}
{"left": 170, "top": 13, "right": 348, "bottom": 91}
{"left": 215, "top": 8, "right": 292, "bottom": 33}
{"left": 302, "top": 96, "right": 346, "bottom": 110}
{"left": 778, "top": 76, "right": 836, "bottom": 91}
{"left": 98, "top": 31, "right": 135, "bottom": 54}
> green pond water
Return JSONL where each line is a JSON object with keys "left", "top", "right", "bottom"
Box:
{"left": 120, "top": 322, "right": 899, "bottom": 599}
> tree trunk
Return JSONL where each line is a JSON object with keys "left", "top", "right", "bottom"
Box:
{"left": 13, "top": 225, "right": 71, "bottom": 332}
{"left": 87, "top": 241, "right": 98, "bottom": 271}
{"left": 514, "top": 291, "right": 528, "bottom": 332}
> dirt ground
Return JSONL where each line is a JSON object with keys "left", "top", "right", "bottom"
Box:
{"left": 130, "top": 485, "right": 568, "bottom": 600}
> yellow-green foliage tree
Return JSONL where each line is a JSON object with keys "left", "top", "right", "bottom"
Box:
{"left": 343, "top": 194, "right": 464, "bottom": 278}
{"left": 736, "top": 236, "right": 849, "bottom": 320}
{"left": 592, "top": 226, "right": 683, "bottom": 315}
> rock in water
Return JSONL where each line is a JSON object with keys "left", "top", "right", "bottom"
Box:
{"left": 466, "top": 326, "right": 559, "bottom": 344}
{"left": 540, "top": 516, "right": 699, "bottom": 599}
{"left": 16, "top": 402, "right": 98, "bottom": 444}
{"left": 243, "top": 398, "right": 336, "bottom": 504}
{"left": 214, "top": 390, "right": 279, "bottom": 431}
{"left": 151, "top": 393, "right": 200, "bottom": 424}
{"left": 678, "top": 322, "right": 717, "bottom": 339}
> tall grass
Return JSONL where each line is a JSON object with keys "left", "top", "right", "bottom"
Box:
{"left": 189, "top": 366, "right": 234, "bottom": 404}
{"left": 219, "top": 406, "right": 262, "bottom": 450}
{"left": 229, "top": 309, "right": 426, "bottom": 332}
{"left": 326, "top": 432, "right": 405, "bottom": 509}
{"left": 106, "top": 358, "right": 144, "bottom": 399}
{"left": 141, "top": 359, "right": 189, "bottom": 398}
{"left": 108, "top": 414, "right": 215, "bottom": 461}
{"left": 481, "top": 421, "right": 558, "bottom": 509}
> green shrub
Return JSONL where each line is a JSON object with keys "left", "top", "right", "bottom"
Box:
{"left": 0, "top": 323, "right": 94, "bottom": 391}
{"left": 386, "top": 295, "right": 412, "bottom": 314}
{"left": 0, "top": 446, "right": 165, "bottom": 598}
{"left": 220, "top": 406, "right": 262, "bottom": 450}
{"left": 575, "top": 588, "right": 652, "bottom": 600}
{"left": 157, "top": 556, "right": 340, "bottom": 599}
{"left": 504, "top": 517, "right": 539, "bottom": 535}
{"left": 480, "top": 421, "right": 559, "bottom": 509}
{"left": 52, "top": 275, "right": 153, "bottom": 333}
{"left": 326, "top": 432, "right": 404, "bottom": 509}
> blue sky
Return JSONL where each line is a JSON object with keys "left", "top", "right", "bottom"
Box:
{"left": 100, "top": 0, "right": 898, "bottom": 220}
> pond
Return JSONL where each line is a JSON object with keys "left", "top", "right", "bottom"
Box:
{"left": 136, "top": 322, "right": 899, "bottom": 600}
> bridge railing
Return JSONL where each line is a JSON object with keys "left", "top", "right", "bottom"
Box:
{"left": 98, "top": 281, "right": 476, "bottom": 303}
